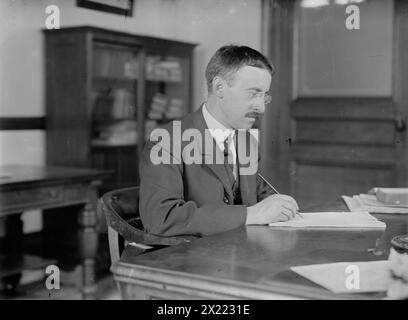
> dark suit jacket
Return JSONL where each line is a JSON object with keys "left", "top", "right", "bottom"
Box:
{"left": 139, "top": 106, "right": 274, "bottom": 237}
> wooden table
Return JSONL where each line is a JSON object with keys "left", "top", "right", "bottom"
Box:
{"left": 112, "top": 201, "right": 408, "bottom": 299}
{"left": 0, "top": 165, "right": 109, "bottom": 299}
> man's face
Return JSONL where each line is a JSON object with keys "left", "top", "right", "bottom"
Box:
{"left": 220, "top": 66, "right": 272, "bottom": 129}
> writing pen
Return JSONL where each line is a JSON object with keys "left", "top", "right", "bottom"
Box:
{"left": 257, "top": 173, "right": 304, "bottom": 219}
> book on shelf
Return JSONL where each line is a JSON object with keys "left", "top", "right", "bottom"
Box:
{"left": 148, "top": 93, "right": 167, "bottom": 119}
{"left": 112, "top": 88, "right": 135, "bottom": 119}
{"left": 92, "top": 88, "right": 135, "bottom": 122}
{"left": 93, "top": 47, "right": 139, "bottom": 79}
{"left": 146, "top": 56, "right": 183, "bottom": 82}
{"left": 93, "top": 120, "right": 138, "bottom": 146}
{"left": 165, "top": 98, "right": 184, "bottom": 119}
{"left": 147, "top": 94, "right": 185, "bottom": 120}
{"left": 124, "top": 57, "right": 139, "bottom": 79}
{"left": 158, "top": 60, "right": 183, "bottom": 82}
{"left": 148, "top": 111, "right": 163, "bottom": 120}
{"left": 376, "top": 188, "right": 408, "bottom": 206}
{"left": 150, "top": 93, "right": 167, "bottom": 112}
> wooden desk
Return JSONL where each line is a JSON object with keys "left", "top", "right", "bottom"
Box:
{"left": 112, "top": 201, "right": 408, "bottom": 299}
{"left": 0, "top": 165, "right": 109, "bottom": 299}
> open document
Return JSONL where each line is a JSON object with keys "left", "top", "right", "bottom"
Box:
{"left": 269, "top": 211, "right": 386, "bottom": 229}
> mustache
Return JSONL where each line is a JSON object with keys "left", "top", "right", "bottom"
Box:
{"left": 245, "top": 112, "right": 261, "bottom": 119}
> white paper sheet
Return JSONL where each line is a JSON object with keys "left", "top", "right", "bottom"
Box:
{"left": 269, "top": 211, "right": 386, "bottom": 229}
{"left": 291, "top": 261, "right": 391, "bottom": 293}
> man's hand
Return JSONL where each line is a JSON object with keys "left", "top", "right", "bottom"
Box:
{"left": 245, "top": 194, "right": 300, "bottom": 225}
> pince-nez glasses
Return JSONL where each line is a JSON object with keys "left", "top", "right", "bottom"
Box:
{"left": 248, "top": 91, "right": 272, "bottom": 105}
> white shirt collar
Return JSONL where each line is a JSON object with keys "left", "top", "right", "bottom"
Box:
{"left": 202, "top": 103, "right": 238, "bottom": 175}
{"left": 202, "top": 103, "right": 234, "bottom": 147}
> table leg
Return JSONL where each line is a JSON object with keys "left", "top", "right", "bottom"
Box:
{"left": 77, "top": 188, "right": 99, "bottom": 300}
{"left": 1, "top": 214, "right": 23, "bottom": 293}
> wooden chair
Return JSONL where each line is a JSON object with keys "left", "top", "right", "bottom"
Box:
{"left": 99, "top": 186, "right": 189, "bottom": 265}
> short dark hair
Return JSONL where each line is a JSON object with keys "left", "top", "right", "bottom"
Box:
{"left": 205, "top": 45, "right": 274, "bottom": 93}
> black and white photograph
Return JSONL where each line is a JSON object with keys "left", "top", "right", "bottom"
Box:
{"left": 0, "top": 0, "right": 407, "bottom": 306}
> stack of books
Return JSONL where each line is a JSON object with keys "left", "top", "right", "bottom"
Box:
{"left": 112, "top": 88, "right": 135, "bottom": 119}
{"left": 124, "top": 57, "right": 139, "bottom": 79}
{"left": 92, "top": 88, "right": 135, "bottom": 121}
{"left": 146, "top": 56, "right": 183, "bottom": 82}
{"left": 158, "top": 60, "right": 182, "bottom": 82}
{"left": 148, "top": 93, "right": 168, "bottom": 119}
{"left": 342, "top": 188, "right": 408, "bottom": 214}
{"left": 165, "top": 98, "right": 184, "bottom": 119}
{"left": 148, "top": 94, "right": 184, "bottom": 120}
{"left": 93, "top": 48, "right": 136, "bottom": 79}
{"left": 92, "top": 120, "right": 138, "bottom": 146}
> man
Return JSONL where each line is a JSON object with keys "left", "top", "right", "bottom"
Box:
{"left": 139, "top": 45, "right": 299, "bottom": 237}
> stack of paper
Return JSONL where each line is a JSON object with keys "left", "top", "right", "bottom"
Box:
{"left": 342, "top": 194, "right": 408, "bottom": 214}
{"left": 291, "top": 261, "right": 391, "bottom": 294}
{"left": 291, "top": 256, "right": 408, "bottom": 298}
{"left": 269, "top": 211, "right": 386, "bottom": 229}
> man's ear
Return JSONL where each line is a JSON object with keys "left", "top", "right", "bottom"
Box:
{"left": 212, "top": 77, "right": 225, "bottom": 98}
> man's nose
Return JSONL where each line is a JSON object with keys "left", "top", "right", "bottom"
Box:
{"left": 253, "top": 100, "right": 265, "bottom": 114}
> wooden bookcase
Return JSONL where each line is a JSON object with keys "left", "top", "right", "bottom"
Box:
{"left": 44, "top": 26, "right": 196, "bottom": 193}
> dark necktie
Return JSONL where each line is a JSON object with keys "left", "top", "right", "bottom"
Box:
{"left": 224, "top": 131, "right": 242, "bottom": 204}
{"left": 223, "top": 135, "right": 235, "bottom": 180}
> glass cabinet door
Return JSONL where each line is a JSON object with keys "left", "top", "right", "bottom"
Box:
{"left": 91, "top": 42, "right": 140, "bottom": 146}
{"left": 143, "top": 52, "right": 190, "bottom": 141}
{"left": 90, "top": 42, "right": 141, "bottom": 190}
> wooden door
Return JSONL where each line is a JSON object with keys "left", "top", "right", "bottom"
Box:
{"left": 261, "top": 0, "right": 408, "bottom": 209}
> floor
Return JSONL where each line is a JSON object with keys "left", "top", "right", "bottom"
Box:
{"left": 0, "top": 272, "right": 121, "bottom": 300}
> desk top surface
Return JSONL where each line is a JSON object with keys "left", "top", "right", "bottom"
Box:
{"left": 116, "top": 201, "right": 408, "bottom": 299}
{"left": 0, "top": 165, "right": 110, "bottom": 188}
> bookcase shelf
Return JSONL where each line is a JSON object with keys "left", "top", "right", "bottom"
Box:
{"left": 44, "top": 26, "right": 196, "bottom": 192}
{"left": 93, "top": 76, "right": 138, "bottom": 83}
{"left": 146, "top": 79, "right": 184, "bottom": 85}
{"left": 91, "top": 142, "right": 138, "bottom": 148}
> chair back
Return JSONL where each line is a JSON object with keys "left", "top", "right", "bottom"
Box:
{"left": 100, "top": 186, "right": 188, "bottom": 264}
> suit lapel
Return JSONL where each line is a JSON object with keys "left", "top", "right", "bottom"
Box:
{"left": 191, "top": 106, "right": 234, "bottom": 198}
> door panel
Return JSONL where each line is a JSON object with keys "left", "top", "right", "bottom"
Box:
{"left": 294, "top": 0, "right": 394, "bottom": 98}
{"left": 263, "top": 0, "right": 408, "bottom": 209}
{"left": 293, "top": 164, "right": 394, "bottom": 207}
{"left": 295, "top": 120, "right": 395, "bottom": 145}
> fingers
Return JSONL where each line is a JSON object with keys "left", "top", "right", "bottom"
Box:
{"left": 264, "top": 194, "right": 299, "bottom": 211}
{"left": 270, "top": 199, "right": 297, "bottom": 219}
{"left": 281, "top": 204, "right": 297, "bottom": 219}
{"left": 279, "top": 210, "right": 290, "bottom": 221}
{"left": 277, "top": 207, "right": 295, "bottom": 222}
{"left": 277, "top": 195, "right": 300, "bottom": 211}
{"left": 256, "top": 194, "right": 300, "bottom": 224}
